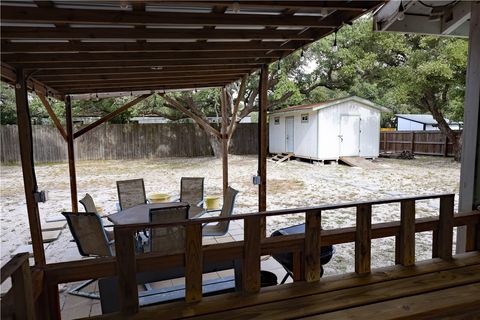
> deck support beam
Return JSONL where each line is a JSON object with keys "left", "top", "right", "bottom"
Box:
{"left": 220, "top": 87, "right": 229, "bottom": 198}
{"left": 65, "top": 95, "right": 78, "bottom": 213}
{"left": 258, "top": 64, "right": 268, "bottom": 238}
{"left": 14, "top": 68, "right": 46, "bottom": 266}
{"left": 458, "top": 1, "right": 480, "bottom": 253}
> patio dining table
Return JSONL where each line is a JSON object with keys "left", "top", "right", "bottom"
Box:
{"left": 107, "top": 202, "right": 205, "bottom": 225}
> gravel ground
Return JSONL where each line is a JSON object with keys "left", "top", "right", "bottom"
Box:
{"left": 0, "top": 155, "right": 460, "bottom": 275}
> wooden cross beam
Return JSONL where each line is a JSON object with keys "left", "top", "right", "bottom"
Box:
{"left": 73, "top": 94, "right": 151, "bottom": 139}
{"left": 36, "top": 92, "right": 67, "bottom": 141}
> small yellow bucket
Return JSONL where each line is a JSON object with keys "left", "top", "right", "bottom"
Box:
{"left": 205, "top": 196, "right": 221, "bottom": 210}
{"left": 149, "top": 193, "right": 171, "bottom": 203}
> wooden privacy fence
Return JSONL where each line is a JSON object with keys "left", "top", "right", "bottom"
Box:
{"left": 0, "top": 123, "right": 258, "bottom": 163}
{"left": 380, "top": 130, "right": 461, "bottom": 157}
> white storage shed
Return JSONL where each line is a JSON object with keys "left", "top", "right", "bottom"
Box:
{"left": 268, "top": 96, "right": 388, "bottom": 160}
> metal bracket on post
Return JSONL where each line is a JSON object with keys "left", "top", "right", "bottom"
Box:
{"left": 34, "top": 190, "right": 48, "bottom": 203}
{"left": 252, "top": 175, "right": 261, "bottom": 185}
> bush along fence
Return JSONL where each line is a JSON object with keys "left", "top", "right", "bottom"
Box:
{"left": 0, "top": 123, "right": 258, "bottom": 163}
{"left": 380, "top": 130, "right": 461, "bottom": 157}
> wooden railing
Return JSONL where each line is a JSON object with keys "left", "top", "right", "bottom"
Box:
{"left": 36, "top": 194, "right": 480, "bottom": 319}
{"left": 1, "top": 253, "right": 36, "bottom": 320}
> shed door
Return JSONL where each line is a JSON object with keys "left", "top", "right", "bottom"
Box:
{"left": 339, "top": 115, "right": 360, "bottom": 156}
{"left": 285, "top": 116, "right": 295, "bottom": 153}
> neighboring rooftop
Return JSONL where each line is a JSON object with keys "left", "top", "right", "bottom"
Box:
{"left": 396, "top": 114, "right": 462, "bottom": 126}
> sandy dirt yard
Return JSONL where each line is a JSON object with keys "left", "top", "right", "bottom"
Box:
{"left": 0, "top": 155, "right": 460, "bottom": 275}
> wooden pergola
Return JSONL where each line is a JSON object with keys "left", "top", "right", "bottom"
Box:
{"left": 1, "top": 0, "right": 385, "bottom": 267}
{"left": 2, "top": 1, "right": 480, "bottom": 319}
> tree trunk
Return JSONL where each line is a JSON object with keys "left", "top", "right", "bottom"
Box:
{"left": 209, "top": 133, "right": 222, "bottom": 158}
{"left": 428, "top": 100, "right": 462, "bottom": 161}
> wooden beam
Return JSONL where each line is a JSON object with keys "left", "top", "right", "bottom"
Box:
{"left": 258, "top": 64, "right": 268, "bottom": 237}
{"left": 36, "top": 92, "right": 67, "bottom": 141}
{"left": 38, "top": 71, "right": 249, "bottom": 83}
{"left": 73, "top": 94, "right": 151, "bottom": 139}
{"left": 398, "top": 200, "right": 415, "bottom": 266}
{"left": 221, "top": 87, "right": 228, "bottom": 198}
{"left": 242, "top": 216, "right": 261, "bottom": 293}
{"left": 304, "top": 210, "right": 322, "bottom": 282}
{"left": 64, "top": 83, "right": 228, "bottom": 95}
{"left": 12, "top": 58, "right": 273, "bottom": 70}
{"left": 14, "top": 67, "right": 46, "bottom": 266}
{"left": 11, "top": 253, "right": 35, "bottom": 320}
{"left": 0, "top": 6, "right": 342, "bottom": 27}
{"left": 434, "top": 195, "right": 455, "bottom": 260}
{"left": 160, "top": 94, "right": 221, "bottom": 139}
{"left": 47, "top": 76, "right": 242, "bottom": 90}
{"left": 185, "top": 224, "right": 203, "bottom": 303}
{"left": 1, "top": 27, "right": 320, "bottom": 41}
{"left": 2, "top": 41, "right": 298, "bottom": 54}
{"left": 2, "top": 51, "right": 281, "bottom": 63}
{"left": 65, "top": 95, "right": 78, "bottom": 213}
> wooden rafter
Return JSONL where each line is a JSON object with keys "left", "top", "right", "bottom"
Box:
{"left": 64, "top": 83, "right": 228, "bottom": 95}
{"left": 73, "top": 94, "right": 151, "bottom": 139}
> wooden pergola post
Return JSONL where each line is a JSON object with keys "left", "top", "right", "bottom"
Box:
{"left": 220, "top": 87, "right": 229, "bottom": 198}
{"left": 14, "top": 68, "right": 46, "bottom": 266}
{"left": 258, "top": 64, "right": 268, "bottom": 237}
{"left": 65, "top": 95, "right": 78, "bottom": 213}
{"left": 458, "top": 1, "right": 480, "bottom": 252}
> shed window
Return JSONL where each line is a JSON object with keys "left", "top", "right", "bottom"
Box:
{"left": 301, "top": 114, "right": 309, "bottom": 123}
{"left": 274, "top": 117, "right": 280, "bottom": 125}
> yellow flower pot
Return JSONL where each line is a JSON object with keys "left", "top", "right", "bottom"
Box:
{"left": 205, "top": 196, "right": 221, "bottom": 210}
{"left": 149, "top": 193, "right": 171, "bottom": 203}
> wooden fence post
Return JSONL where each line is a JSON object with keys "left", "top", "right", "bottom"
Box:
{"left": 444, "top": 135, "right": 449, "bottom": 157}
{"left": 304, "top": 210, "right": 322, "bottom": 282}
{"left": 242, "top": 216, "right": 261, "bottom": 293}
{"left": 397, "top": 200, "right": 416, "bottom": 266}
{"left": 185, "top": 224, "right": 203, "bottom": 303}
{"left": 433, "top": 195, "right": 455, "bottom": 260}
{"left": 355, "top": 204, "right": 372, "bottom": 274}
{"left": 114, "top": 228, "right": 139, "bottom": 314}
{"left": 411, "top": 132, "right": 415, "bottom": 154}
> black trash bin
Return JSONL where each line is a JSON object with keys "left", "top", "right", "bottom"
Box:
{"left": 260, "top": 270, "right": 278, "bottom": 287}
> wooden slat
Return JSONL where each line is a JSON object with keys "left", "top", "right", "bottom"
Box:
{"left": 258, "top": 64, "right": 268, "bottom": 237}
{"left": 466, "top": 222, "right": 480, "bottom": 252}
{"left": 304, "top": 210, "right": 322, "bottom": 282}
{"left": 2, "top": 51, "right": 281, "bottom": 63}
{"left": 308, "top": 283, "right": 480, "bottom": 320}
{"left": 114, "top": 227, "right": 139, "bottom": 314}
{"left": 2, "top": 41, "right": 298, "bottom": 54}
{"left": 185, "top": 224, "right": 203, "bottom": 303}
{"left": 242, "top": 216, "right": 261, "bottom": 293}
{"left": 1, "top": 252, "right": 29, "bottom": 283}
{"left": 1, "top": 27, "right": 320, "bottom": 41}
{"left": 220, "top": 87, "right": 228, "bottom": 198}
{"left": 73, "top": 94, "right": 151, "bottom": 139}
{"left": 433, "top": 195, "right": 455, "bottom": 260}
{"left": 398, "top": 200, "right": 415, "bottom": 266}
{"left": 355, "top": 204, "right": 372, "bottom": 274}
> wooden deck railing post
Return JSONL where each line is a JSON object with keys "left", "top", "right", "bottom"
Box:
{"left": 304, "top": 210, "right": 322, "bottom": 282}
{"left": 185, "top": 223, "right": 203, "bottom": 302}
{"left": 398, "top": 200, "right": 416, "bottom": 266}
{"left": 465, "top": 222, "right": 480, "bottom": 252}
{"left": 355, "top": 204, "right": 372, "bottom": 274}
{"left": 242, "top": 216, "right": 261, "bottom": 293}
{"left": 433, "top": 195, "right": 455, "bottom": 260}
{"left": 114, "top": 227, "right": 139, "bottom": 314}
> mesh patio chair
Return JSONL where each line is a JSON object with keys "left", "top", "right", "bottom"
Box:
{"left": 180, "top": 177, "right": 205, "bottom": 208}
{"left": 62, "top": 211, "right": 114, "bottom": 299}
{"left": 79, "top": 193, "right": 113, "bottom": 240}
{"left": 202, "top": 187, "right": 238, "bottom": 237}
{"left": 117, "top": 178, "right": 147, "bottom": 210}
{"left": 149, "top": 204, "right": 190, "bottom": 255}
